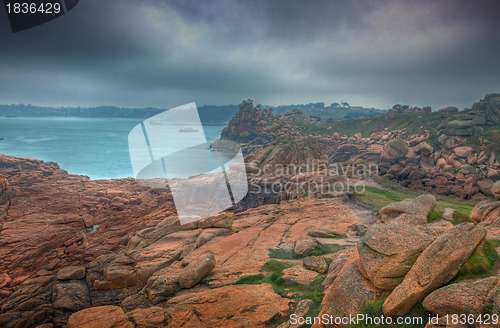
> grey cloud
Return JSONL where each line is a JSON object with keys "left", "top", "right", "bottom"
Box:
{"left": 0, "top": 0, "right": 499, "bottom": 109}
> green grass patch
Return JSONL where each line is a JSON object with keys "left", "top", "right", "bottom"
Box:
{"left": 453, "top": 239, "right": 499, "bottom": 282}
{"left": 354, "top": 177, "right": 475, "bottom": 215}
{"left": 298, "top": 276, "right": 327, "bottom": 328}
{"left": 269, "top": 243, "right": 343, "bottom": 260}
{"left": 260, "top": 259, "right": 292, "bottom": 274}
{"left": 346, "top": 298, "right": 428, "bottom": 328}
{"left": 234, "top": 274, "right": 266, "bottom": 285}
{"left": 427, "top": 211, "right": 442, "bottom": 223}
{"left": 450, "top": 210, "right": 474, "bottom": 225}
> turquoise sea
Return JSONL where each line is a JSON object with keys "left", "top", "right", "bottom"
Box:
{"left": 0, "top": 117, "right": 227, "bottom": 179}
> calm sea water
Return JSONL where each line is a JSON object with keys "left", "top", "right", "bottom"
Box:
{"left": 0, "top": 117, "right": 227, "bottom": 179}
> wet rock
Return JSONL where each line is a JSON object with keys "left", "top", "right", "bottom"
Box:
{"left": 383, "top": 223, "right": 487, "bottom": 317}
{"left": 67, "top": 306, "right": 134, "bottom": 328}
{"left": 56, "top": 266, "right": 85, "bottom": 281}
{"left": 358, "top": 223, "right": 435, "bottom": 290}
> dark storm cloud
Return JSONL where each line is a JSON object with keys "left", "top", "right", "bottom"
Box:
{"left": 0, "top": 0, "right": 499, "bottom": 109}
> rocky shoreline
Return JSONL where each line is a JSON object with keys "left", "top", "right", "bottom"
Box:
{"left": 0, "top": 152, "right": 499, "bottom": 327}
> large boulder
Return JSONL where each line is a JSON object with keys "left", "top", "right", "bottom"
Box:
{"left": 470, "top": 200, "right": 500, "bottom": 225}
{"left": 445, "top": 120, "right": 475, "bottom": 136}
{"left": 379, "top": 195, "right": 436, "bottom": 225}
{"left": 453, "top": 146, "right": 472, "bottom": 158}
{"left": 165, "top": 284, "right": 289, "bottom": 327}
{"left": 382, "top": 139, "right": 408, "bottom": 164}
{"left": 318, "top": 258, "right": 388, "bottom": 321}
{"left": 126, "top": 307, "right": 168, "bottom": 328}
{"left": 383, "top": 223, "right": 487, "bottom": 317}
{"left": 358, "top": 223, "right": 435, "bottom": 290}
{"left": 52, "top": 280, "right": 90, "bottom": 312}
{"left": 178, "top": 253, "right": 216, "bottom": 289}
{"left": 303, "top": 256, "right": 328, "bottom": 273}
{"left": 67, "top": 306, "right": 134, "bottom": 328}
{"left": 143, "top": 264, "right": 183, "bottom": 304}
{"left": 472, "top": 93, "right": 500, "bottom": 125}
{"left": 423, "top": 276, "right": 499, "bottom": 317}
{"left": 477, "top": 178, "right": 495, "bottom": 197}
{"left": 492, "top": 180, "right": 500, "bottom": 200}
{"left": 294, "top": 236, "right": 317, "bottom": 256}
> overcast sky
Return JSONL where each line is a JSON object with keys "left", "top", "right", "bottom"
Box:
{"left": 1, "top": 0, "right": 499, "bottom": 110}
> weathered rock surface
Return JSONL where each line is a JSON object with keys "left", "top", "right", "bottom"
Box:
{"left": 358, "top": 223, "right": 435, "bottom": 290}
{"left": 178, "top": 252, "right": 216, "bottom": 289}
{"left": 423, "top": 276, "right": 499, "bottom": 316}
{"left": 320, "top": 247, "right": 352, "bottom": 292}
{"left": 470, "top": 200, "right": 500, "bottom": 225}
{"left": 67, "top": 305, "right": 134, "bottom": 328}
{"left": 382, "top": 139, "right": 408, "bottom": 164}
{"left": 126, "top": 306, "right": 168, "bottom": 328}
{"left": 383, "top": 223, "right": 487, "bottom": 317}
{"left": 378, "top": 195, "right": 436, "bottom": 225}
{"left": 294, "top": 235, "right": 318, "bottom": 256}
{"left": 278, "top": 299, "right": 313, "bottom": 328}
{"left": 0, "top": 174, "right": 12, "bottom": 220}
{"left": 318, "top": 248, "right": 388, "bottom": 321}
{"left": 165, "top": 284, "right": 290, "bottom": 327}
{"left": 56, "top": 266, "right": 85, "bottom": 281}
{"left": 303, "top": 256, "right": 328, "bottom": 273}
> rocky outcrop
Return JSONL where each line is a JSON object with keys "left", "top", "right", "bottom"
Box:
{"left": 318, "top": 249, "right": 389, "bottom": 321}
{"left": 67, "top": 305, "right": 134, "bottom": 328}
{"left": 472, "top": 93, "right": 500, "bottom": 125}
{"left": 357, "top": 223, "right": 435, "bottom": 290}
{"left": 0, "top": 174, "right": 12, "bottom": 220}
{"left": 382, "top": 223, "right": 487, "bottom": 317}
{"left": 423, "top": 276, "right": 499, "bottom": 317}
{"left": 378, "top": 195, "right": 436, "bottom": 225}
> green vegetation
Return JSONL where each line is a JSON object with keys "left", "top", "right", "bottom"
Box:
{"left": 260, "top": 259, "right": 292, "bottom": 273}
{"left": 453, "top": 239, "right": 499, "bottom": 282}
{"left": 268, "top": 242, "right": 344, "bottom": 260}
{"left": 298, "top": 276, "right": 328, "bottom": 328}
{"left": 234, "top": 258, "right": 331, "bottom": 328}
{"left": 354, "top": 177, "right": 475, "bottom": 215}
{"left": 346, "top": 299, "right": 429, "bottom": 328}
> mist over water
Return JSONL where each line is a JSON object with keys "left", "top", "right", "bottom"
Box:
{"left": 0, "top": 117, "right": 228, "bottom": 179}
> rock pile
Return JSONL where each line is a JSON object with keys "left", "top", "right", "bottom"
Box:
{"left": 316, "top": 195, "right": 495, "bottom": 327}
